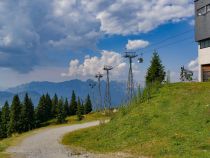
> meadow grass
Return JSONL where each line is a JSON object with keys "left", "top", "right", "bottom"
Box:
{"left": 62, "top": 82, "right": 210, "bottom": 158}
{"left": 0, "top": 112, "right": 109, "bottom": 158}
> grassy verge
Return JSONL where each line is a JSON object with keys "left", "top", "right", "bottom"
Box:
{"left": 62, "top": 83, "right": 210, "bottom": 158}
{"left": 0, "top": 112, "right": 110, "bottom": 158}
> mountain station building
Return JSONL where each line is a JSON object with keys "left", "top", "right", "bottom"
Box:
{"left": 195, "top": 0, "right": 210, "bottom": 81}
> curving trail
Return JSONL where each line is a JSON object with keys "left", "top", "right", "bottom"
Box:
{"left": 7, "top": 121, "right": 100, "bottom": 158}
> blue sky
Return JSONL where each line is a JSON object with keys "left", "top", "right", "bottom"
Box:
{"left": 0, "top": 0, "right": 197, "bottom": 89}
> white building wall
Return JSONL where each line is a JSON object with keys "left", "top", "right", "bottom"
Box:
{"left": 198, "top": 46, "right": 210, "bottom": 82}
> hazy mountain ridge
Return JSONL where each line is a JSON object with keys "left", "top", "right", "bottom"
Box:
{"left": 0, "top": 79, "right": 126, "bottom": 107}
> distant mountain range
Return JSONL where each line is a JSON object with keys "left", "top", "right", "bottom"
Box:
{"left": 0, "top": 79, "right": 127, "bottom": 108}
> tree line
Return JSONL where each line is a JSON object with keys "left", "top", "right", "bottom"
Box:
{"left": 0, "top": 91, "right": 92, "bottom": 139}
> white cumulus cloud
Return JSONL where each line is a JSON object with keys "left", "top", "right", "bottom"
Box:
{"left": 62, "top": 50, "right": 142, "bottom": 81}
{"left": 97, "top": 0, "right": 194, "bottom": 35}
{"left": 126, "top": 40, "right": 149, "bottom": 50}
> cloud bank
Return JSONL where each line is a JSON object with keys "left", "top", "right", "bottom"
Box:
{"left": 62, "top": 50, "right": 129, "bottom": 80}
{"left": 0, "top": 0, "right": 194, "bottom": 73}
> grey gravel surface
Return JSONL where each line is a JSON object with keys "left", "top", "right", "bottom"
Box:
{"left": 7, "top": 121, "right": 100, "bottom": 158}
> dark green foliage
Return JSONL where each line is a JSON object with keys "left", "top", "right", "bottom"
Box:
{"left": 51, "top": 94, "right": 58, "bottom": 117}
{"left": 84, "top": 94, "right": 92, "bottom": 114}
{"left": 146, "top": 51, "right": 165, "bottom": 85}
{"left": 69, "top": 91, "right": 77, "bottom": 115}
{"left": 0, "top": 110, "right": 3, "bottom": 138}
{"left": 56, "top": 98, "right": 66, "bottom": 124}
{"left": 20, "top": 93, "right": 34, "bottom": 132}
{"left": 9, "top": 95, "right": 22, "bottom": 134}
{"left": 81, "top": 102, "right": 85, "bottom": 115}
{"left": 76, "top": 97, "right": 83, "bottom": 121}
{"left": 45, "top": 93, "right": 52, "bottom": 119}
{"left": 35, "top": 95, "right": 47, "bottom": 124}
{"left": 64, "top": 98, "right": 69, "bottom": 117}
{"left": 0, "top": 101, "right": 10, "bottom": 138}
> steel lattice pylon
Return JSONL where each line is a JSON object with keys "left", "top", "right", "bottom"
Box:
{"left": 103, "top": 65, "right": 113, "bottom": 110}
{"left": 124, "top": 52, "right": 138, "bottom": 101}
{"left": 95, "top": 72, "right": 103, "bottom": 110}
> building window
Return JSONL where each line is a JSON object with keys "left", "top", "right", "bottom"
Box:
{"left": 207, "top": 4, "right": 210, "bottom": 12}
{"left": 200, "top": 39, "right": 210, "bottom": 49}
{"left": 197, "top": 6, "right": 206, "bottom": 16}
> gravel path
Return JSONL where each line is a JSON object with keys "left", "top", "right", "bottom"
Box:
{"left": 7, "top": 121, "right": 100, "bottom": 158}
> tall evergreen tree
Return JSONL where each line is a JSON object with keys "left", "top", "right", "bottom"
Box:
{"left": 56, "top": 98, "right": 66, "bottom": 124}
{"left": 84, "top": 94, "right": 92, "bottom": 114}
{"left": 0, "top": 110, "right": 3, "bottom": 138}
{"left": 1, "top": 101, "right": 10, "bottom": 138}
{"left": 35, "top": 95, "right": 47, "bottom": 124}
{"left": 20, "top": 93, "right": 34, "bottom": 132}
{"left": 145, "top": 51, "right": 165, "bottom": 85}
{"left": 80, "top": 99, "right": 85, "bottom": 115}
{"left": 45, "top": 93, "right": 52, "bottom": 119}
{"left": 69, "top": 91, "right": 77, "bottom": 115}
{"left": 9, "top": 95, "right": 22, "bottom": 134}
{"left": 76, "top": 97, "right": 83, "bottom": 121}
{"left": 51, "top": 94, "right": 58, "bottom": 117}
{"left": 64, "top": 98, "right": 69, "bottom": 117}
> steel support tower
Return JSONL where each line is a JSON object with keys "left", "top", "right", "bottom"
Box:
{"left": 103, "top": 65, "right": 113, "bottom": 110}
{"left": 88, "top": 81, "right": 96, "bottom": 109}
{"left": 95, "top": 72, "right": 103, "bottom": 110}
{"left": 124, "top": 52, "right": 138, "bottom": 101}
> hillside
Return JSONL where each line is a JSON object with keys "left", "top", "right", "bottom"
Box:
{"left": 62, "top": 83, "right": 210, "bottom": 158}
{"left": 0, "top": 79, "right": 126, "bottom": 107}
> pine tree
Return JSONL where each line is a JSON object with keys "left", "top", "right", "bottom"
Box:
{"left": 9, "top": 95, "right": 22, "bottom": 134}
{"left": 0, "top": 110, "right": 4, "bottom": 138}
{"left": 1, "top": 101, "right": 10, "bottom": 138}
{"left": 45, "top": 93, "right": 52, "bottom": 119}
{"left": 56, "top": 98, "right": 66, "bottom": 124}
{"left": 76, "top": 97, "right": 83, "bottom": 121}
{"left": 84, "top": 94, "right": 92, "bottom": 114}
{"left": 69, "top": 91, "right": 77, "bottom": 115}
{"left": 64, "top": 98, "right": 69, "bottom": 117}
{"left": 35, "top": 95, "right": 47, "bottom": 124}
{"left": 80, "top": 100, "right": 85, "bottom": 115}
{"left": 146, "top": 51, "right": 165, "bottom": 85}
{"left": 20, "top": 93, "right": 34, "bottom": 132}
{"left": 51, "top": 94, "right": 58, "bottom": 117}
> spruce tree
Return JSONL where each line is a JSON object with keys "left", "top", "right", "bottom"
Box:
{"left": 0, "top": 110, "right": 3, "bottom": 138}
{"left": 80, "top": 100, "right": 85, "bottom": 115}
{"left": 84, "top": 94, "right": 92, "bottom": 114}
{"left": 56, "top": 98, "right": 66, "bottom": 124}
{"left": 146, "top": 51, "right": 165, "bottom": 85}
{"left": 64, "top": 98, "right": 69, "bottom": 117}
{"left": 45, "top": 93, "right": 52, "bottom": 119}
{"left": 9, "top": 95, "right": 22, "bottom": 134}
{"left": 51, "top": 94, "right": 58, "bottom": 117}
{"left": 1, "top": 101, "right": 10, "bottom": 138}
{"left": 20, "top": 93, "right": 34, "bottom": 132}
{"left": 69, "top": 91, "right": 77, "bottom": 115}
{"left": 35, "top": 95, "right": 47, "bottom": 124}
{"left": 76, "top": 97, "right": 83, "bottom": 121}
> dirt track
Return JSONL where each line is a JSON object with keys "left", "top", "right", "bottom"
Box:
{"left": 7, "top": 121, "right": 100, "bottom": 158}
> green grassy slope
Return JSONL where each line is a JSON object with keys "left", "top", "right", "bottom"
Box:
{"left": 62, "top": 83, "right": 210, "bottom": 158}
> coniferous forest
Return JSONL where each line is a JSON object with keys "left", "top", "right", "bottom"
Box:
{"left": 0, "top": 91, "right": 92, "bottom": 139}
